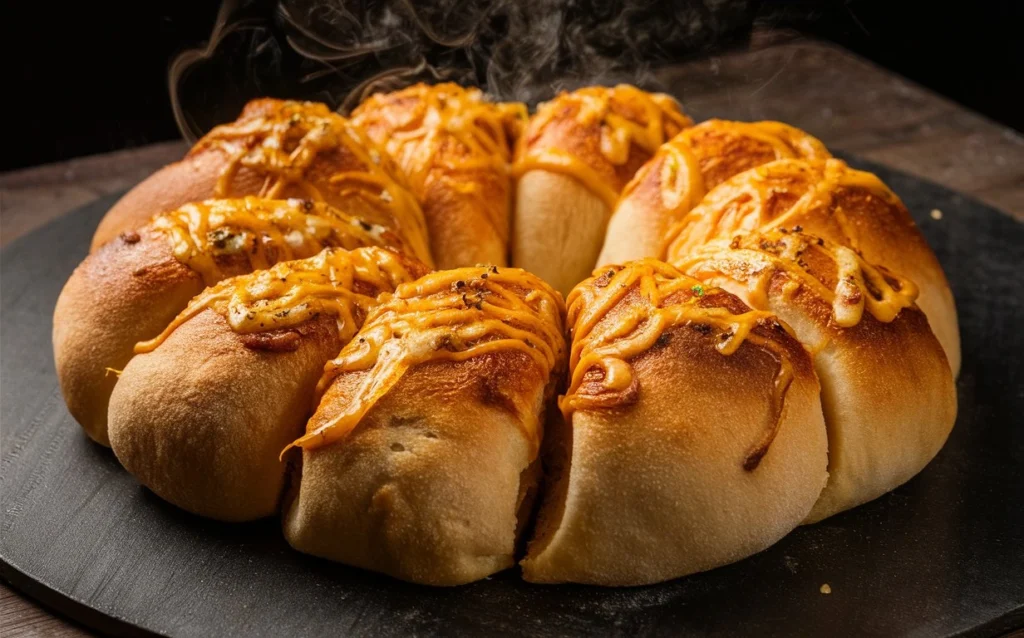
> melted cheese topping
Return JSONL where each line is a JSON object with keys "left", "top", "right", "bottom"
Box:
{"left": 610, "top": 120, "right": 830, "bottom": 232}
{"left": 561, "top": 259, "right": 796, "bottom": 471}
{"left": 351, "top": 83, "right": 527, "bottom": 240}
{"left": 675, "top": 231, "right": 919, "bottom": 329}
{"left": 148, "top": 197, "right": 403, "bottom": 286}
{"left": 194, "top": 100, "right": 432, "bottom": 265}
{"left": 513, "top": 85, "right": 693, "bottom": 209}
{"left": 662, "top": 158, "right": 900, "bottom": 259}
{"left": 135, "top": 247, "right": 417, "bottom": 353}
{"left": 285, "top": 266, "right": 566, "bottom": 454}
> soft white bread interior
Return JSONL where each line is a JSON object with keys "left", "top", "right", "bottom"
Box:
{"left": 598, "top": 119, "right": 830, "bottom": 266}
{"left": 676, "top": 231, "right": 957, "bottom": 522}
{"left": 284, "top": 266, "right": 566, "bottom": 585}
{"left": 511, "top": 85, "right": 692, "bottom": 296}
{"left": 522, "top": 260, "right": 828, "bottom": 585}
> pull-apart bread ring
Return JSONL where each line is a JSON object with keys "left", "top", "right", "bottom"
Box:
{"left": 351, "top": 83, "right": 526, "bottom": 269}
{"left": 511, "top": 85, "right": 692, "bottom": 295}
{"left": 521, "top": 259, "right": 827, "bottom": 586}
{"left": 598, "top": 120, "right": 831, "bottom": 266}
{"left": 92, "top": 99, "right": 432, "bottom": 266}
{"left": 53, "top": 197, "right": 408, "bottom": 446}
{"left": 284, "top": 266, "right": 566, "bottom": 586}
{"left": 108, "top": 247, "right": 426, "bottom": 522}
{"left": 663, "top": 158, "right": 960, "bottom": 374}
{"left": 676, "top": 231, "right": 956, "bottom": 523}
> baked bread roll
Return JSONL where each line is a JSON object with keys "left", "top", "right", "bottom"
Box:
{"left": 108, "top": 247, "right": 425, "bottom": 521}
{"left": 598, "top": 120, "right": 831, "bottom": 266}
{"left": 91, "top": 99, "right": 432, "bottom": 266}
{"left": 53, "top": 197, "right": 406, "bottom": 445}
{"left": 663, "top": 158, "right": 960, "bottom": 375}
{"left": 511, "top": 85, "right": 692, "bottom": 295}
{"left": 350, "top": 83, "right": 526, "bottom": 269}
{"left": 283, "top": 266, "right": 566, "bottom": 585}
{"left": 522, "top": 259, "right": 828, "bottom": 586}
{"left": 676, "top": 230, "right": 957, "bottom": 522}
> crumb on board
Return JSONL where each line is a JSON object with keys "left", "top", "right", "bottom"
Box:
{"left": 820, "top": 583, "right": 832, "bottom": 595}
{"left": 930, "top": 209, "right": 943, "bottom": 220}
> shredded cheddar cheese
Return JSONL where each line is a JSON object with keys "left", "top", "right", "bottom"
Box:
{"left": 676, "top": 230, "right": 919, "bottom": 329}
{"left": 135, "top": 247, "right": 419, "bottom": 354}
{"left": 147, "top": 197, "right": 406, "bottom": 286}
{"left": 351, "top": 83, "right": 526, "bottom": 242}
{"left": 661, "top": 158, "right": 901, "bottom": 260}
{"left": 284, "top": 266, "right": 566, "bottom": 454}
{"left": 513, "top": 85, "right": 693, "bottom": 209}
{"left": 193, "top": 100, "right": 432, "bottom": 265}
{"left": 560, "top": 259, "right": 796, "bottom": 471}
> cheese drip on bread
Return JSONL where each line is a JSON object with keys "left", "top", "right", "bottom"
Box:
{"left": 513, "top": 85, "right": 693, "bottom": 209}
{"left": 146, "top": 197, "right": 405, "bottom": 285}
{"left": 561, "top": 259, "right": 798, "bottom": 471}
{"left": 661, "top": 158, "right": 902, "bottom": 259}
{"left": 351, "top": 83, "right": 527, "bottom": 242}
{"left": 192, "top": 100, "right": 432, "bottom": 265}
{"left": 675, "top": 230, "right": 919, "bottom": 330}
{"left": 135, "top": 247, "right": 421, "bottom": 353}
{"left": 285, "top": 266, "right": 566, "bottom": 454}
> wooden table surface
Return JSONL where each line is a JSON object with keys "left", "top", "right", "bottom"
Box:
{"left": 1, "top": 33, "right": 1022, "bottom": 637}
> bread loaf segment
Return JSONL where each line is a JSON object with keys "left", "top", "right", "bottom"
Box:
{"left": 664, "top": 158, "right": 960, "bottom": 375}
{"left": 351, "top": 83, "right": 526, "bottom": 269}
{"left": 522, "top": 260, "right": 828, "bottom": 586}
{"left": 284, "top": 266, "right": 566, "bottom": 585}
{"left": 511, "top": 85, "right": 692, "bottom": 295}
{"left": 108, "top": 247, "right": 425, "bottom": 521}
{"left": 677, "top": 231, "right": 957, "bottom": 522}
{"left": 92, "top": 99, "right": 432, "bottom": 266}
{"left": 54, "top": 197, "right": 408, "bottom": 446}
{"left": 598, "top": 120, "right": 831, "bottom": 266}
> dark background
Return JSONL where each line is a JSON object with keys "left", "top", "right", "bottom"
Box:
{"left": 3, "top": 0, "right": 1021, "bottom": 171}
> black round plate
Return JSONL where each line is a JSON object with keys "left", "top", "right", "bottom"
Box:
{"left": 2, "top": 156, "right": 1023, "bottom": 637}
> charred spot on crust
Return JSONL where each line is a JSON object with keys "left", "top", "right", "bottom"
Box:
{"left": 120, "top": 230, "right": 141, "bottom": 244}
{"left": 241, "top": 330, "right": 302, "bottom": 352}
{"left": 479, "top": 374, "right": 519, "bottom": 416}
{"left": 691, "top": 323, "right": 713, "bottom": 335}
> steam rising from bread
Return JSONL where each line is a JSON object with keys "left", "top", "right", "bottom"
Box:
{"left": 169, "top": 0, "right": 756, "bottom": 142}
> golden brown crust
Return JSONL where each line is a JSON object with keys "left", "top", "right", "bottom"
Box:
{"left": 663, "top": 158, "right": 959, "bottom": 375}
{"left": 522, "top": 261, "right": 827, "bottom": 585}
{"left": 109, "top": 310, "right": 343, "bottom": 521}
{"left": 56, "top": 198, "right": 413, "bottom": 446}
{"left": 677, "top": 231, "right": 957, "bottom": 522}
{"left": 351, "top": 83, "right": 526, "bottom": 269}
{"left": 92, "top": 99, "right": 432, "bottom": 266}
{"left": 514, "top": 85, "right": 692, "bottom": 203}
{"left": 53, "top": 231, "right": 204, "bottom": 446}
{"left": 283, "top": 266, "right": 566, "bottom": 585}
{"left": 511, "top": 85, "right": 692, "bottom": 296}
{"left": 597, "top": 120, "right": 831, "bottom": 267}
{"left": 106, "top": 247, "right": 422, "bottom": 521}
{"left": 284, "top": 351, "right": 546, "bottom": 585}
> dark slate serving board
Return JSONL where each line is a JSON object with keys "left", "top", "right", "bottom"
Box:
{"left": 2, "top": 156, "right": 1023, "bottom": 638}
